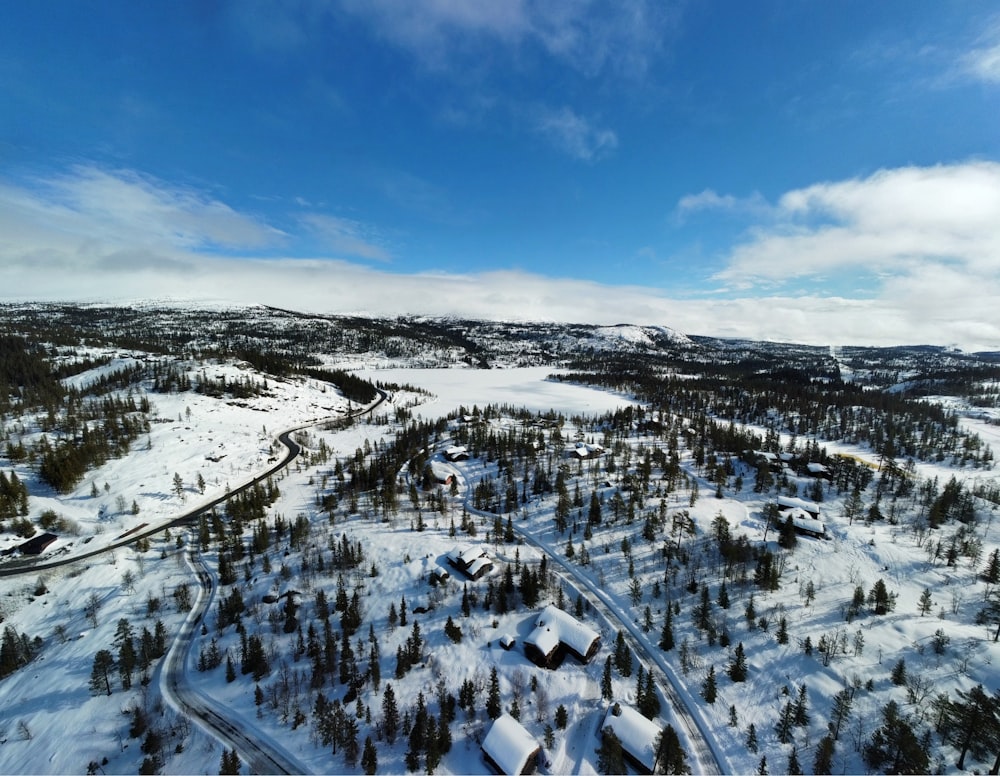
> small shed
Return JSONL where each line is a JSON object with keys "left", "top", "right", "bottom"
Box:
{"left": 482, "top": 713, "right": 540, "bottom": 775}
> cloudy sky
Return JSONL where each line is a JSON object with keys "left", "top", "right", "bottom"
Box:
{"left": 1, "top": 2, "right": 999, "bottom": 351}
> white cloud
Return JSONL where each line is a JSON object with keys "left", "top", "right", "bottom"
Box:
{"left": 710, "top": 162, "right": 1000, "bottom": 284}
{"left": 960, "top": 19, "right": 1000, "bottom": 84}
{"left": 299, "top": 213, "right": 392, "bottom": 261}
{"left": 0, "top": 166, "right": 283, "bottom": 254}
{"left": 338, "top": 0, "right": 676, "bottom": 78}
{"left": 531, "top": 105, "right": 618, "bottom": 161}
{"left": 1, "top": 164, "right": 998, "bottom": 352}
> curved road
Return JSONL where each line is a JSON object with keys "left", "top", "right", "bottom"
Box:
{"left": 461, "top": 473, "right": 728, "bottom": 775}
{"left": 3, "top": 388, "right": 387, "bottom": 774}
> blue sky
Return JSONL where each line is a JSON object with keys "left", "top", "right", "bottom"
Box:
{"left": 1, "top": 1, "right": 999, "bottom": 350}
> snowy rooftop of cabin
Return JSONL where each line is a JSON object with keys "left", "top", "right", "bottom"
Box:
{"left": 602, "top": 703, "right": 660, "bottom": 773}
{"left": 482, "top": 713, "right": 539, "bottom": 776}
{"left": 525, "top": 604, "right": 599, "bottom": 657}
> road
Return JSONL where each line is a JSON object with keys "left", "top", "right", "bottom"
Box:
{"left": 461, "top": 475, "right": 728, "bottom": 775}
{"left": 157, "top": 547, "right": 309, "bottom": 775}
{"left": 3, "top": 388, "right": 387, "bottom": 774}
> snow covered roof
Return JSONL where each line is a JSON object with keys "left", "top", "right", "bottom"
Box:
{"left": 525, "top": 604, "right": 599, "bottom": 660}
{"left": 777, "top": 495, "right": 820, "bottom": 515}
{"left": 448, "top": 544, "right": 486, "bottom": 565}
{"left": 807, "top": 462, "right": 829, "bottom": 474}
{"left": 482, "top": 713, "right": 540, "bottom": 776}
{"left": 466, "top": 555, "right": 493, "bottom": 577}
{"left": 603, "top": 703, "right": 661, "bottom": 773}
{"left": 430, "top": 460, "right": 456, "bottom": 482}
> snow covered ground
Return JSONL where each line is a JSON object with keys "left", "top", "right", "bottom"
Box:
{"left": 1, "top": 357, "right": 999, "bottom": 775}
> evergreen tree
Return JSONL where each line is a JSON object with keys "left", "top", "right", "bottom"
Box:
{"left": 641, "top": 669, "right": 660, "bottom": 719}
{"left": 597, "top": 729, "right": 625, "bottom": 775}
{"left": 659, "top": 607, "right": 675, "bottom": 651}
{"left": 655, "top": 724, "right": 690, "bottom": 775}
{"left": 786, "top": 745, "right": 802, "bottom": 776}
{"left": 555, "top": 704, "right": 568, "bottom": 729}
{"left": 746, "top": 723, "right": 758, "bottom": 754}
{"left": 941, "top": 684, "right": 1000, "bottom": 770}
{"left": 793, "top": 684, "right": 810, "bottom": 726}
{"left": 983, "top": 548, "right": 1000, "bottom": 584}
{"left": 382, "top": 683, "right": 400, "bottom": 744}
{"left": 863, "top": 700, "right": 929, "bottom": 775}
{"left": 486, "top": 667, "right": 502, "bottom": 720}
{"left": 829, "top": 688, "right": 854, "bottom": 740}
{"left": 89, "top": 650, "right": 115, "bottom": 696}
{"left": 813, "top": 735, "right": 835, "bottom": 775}
{"left": 219, "top": 747, "right": 241, "bottom": 775}
{"left": 361, "top": 736, "right": 377, "bottom": 775}
{"left": 728, "top": 642, "right": 747, "bottom": 682}
{"left": 917, "top": 588, "right": 934, "bottom": 616}
{"left": 601, "top": 656, "right": 614, "bottom": 701}
{"left": 702, "top": 665, "right": 717, "bottom": 704}
{"left": 890, "top": 658, "right": 907, "bottom": 686}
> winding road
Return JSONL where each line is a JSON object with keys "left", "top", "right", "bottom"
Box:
{"left": 2, "top": 389, "right": 387, "bottom": 774}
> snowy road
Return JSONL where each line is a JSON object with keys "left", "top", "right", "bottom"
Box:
{"left": 158, "top": 548, "right": 309, "bottom": 775}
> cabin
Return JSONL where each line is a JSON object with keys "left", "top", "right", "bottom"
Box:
{"left": 18, "top": 532, "right": 57, "bottom": 555}
{"left": 499, "top": 633, "right": 516, "bottom": 651}
{"left": 430, "top": 461, "right": 456, "bottom": 485}
{"left": 524, "top": 604, "right": 600, "bottom": 669}
{"left": 444, "top": 445, "right": 470, "bottom": 462}
{"left": 570, "top": 442, "right": 604, "bottom": 460}
{"left": 602, "top": 703, "right": 661, "bottom": 775}
{"left": 446, "top": 544, "right": 495, "bottom": 580}
{"left": 805, "top": 461, "right": 832, "bottom": 480}
{"left": 776, "top": 495, "right": 821, "bottom": 520}
{"left": 482, "top": 713, "right": 541, "bottom": 776}
{"left": 775, "top": 496, "right": 826, "bottom": 537}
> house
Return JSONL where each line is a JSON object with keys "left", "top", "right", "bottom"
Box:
{"left": 18, "top": 532, "right": 57, "bottom": 555}
{"left": 570, "top": 442, "right": 604, "bottom": 460}
{"left": 523, "top": 604, "right": 600, "bottom": 669}
{"left": 446, "top": 544, "right": 495, "bottom": 580}
{"left": 776, "top": 495, "right": 821, "bottom": 519}
{"left": 482, "top": 713, "right": 541, "bottom": 775}
{"left": 444, "top": 445, "right": 470, "bottom": 462}
{"left": 805, "top": 461, "right": 832, "bottom": 480}
{"left": 775, "top": 496, "right": 826, "bottom": 537}
{"left": 430, "top": 461, "right": 456, "bottom": 485}
{"left": 785, "top": 508, "right": 827, "bottom": 538}
{"left": 602, "top": 703, "right": 661, "bottom": 775}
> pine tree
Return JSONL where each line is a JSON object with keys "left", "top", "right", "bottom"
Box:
{"left": 361, "top": 736, "right": 377, "bottom": 775}
{"left": 659, "top": 607, "right": 675, "bottom": 651}
{"left": 382, "top": 683, "right": 400, "bottom": 744}
{"left": 746, "top": 723, "right": 758, "bottom": 754}
{"left": 813, "top": 735, "right": 835, "bottom": 775}
{"left": 555, "top": 704, "right": 568, "bottom": 729}
{"left": 776, "top": 617, "right": 788, "bottom": 645}
{"left": 918, "top": 587, "right": 934, "bottom": 616}
{"left": 486, "top": 667, "right": 502, "bottom": 720}
{"left": 219, "top": 747, "right": 241, "bottom": 775}
{"left": 786, "top": 745, "right": 802, "bottom": 775}
{"left": 830, "top": 688, "right": 853, "bottom": 740}
{"left": 793, "top": 684, "right": 810, "bottom": 726}
{"left": 640, "top": 669, "right": 661, "bottom": 719}
{"left": 728, "top": 642, "right": 747, "bottom": 682}
{"left": 655, "top": 724, "right": 689, "bottom": 775}
{"left": 941, "top": 683, "right": 1000, "bottom": 770}
{"left": 984, "top": 548, "right": 1000, "bottom": 584}
{"left": 601, "top": 656, "right": 614, "bottom": 700}
{"left": 597, "top": 729, "right": 625, "bottom": 775}
{"left": 89, "top": 650, "right": 115, "bottom": 696}
{"left": 702, "top": 665, "right": 717, "bottom": 704}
